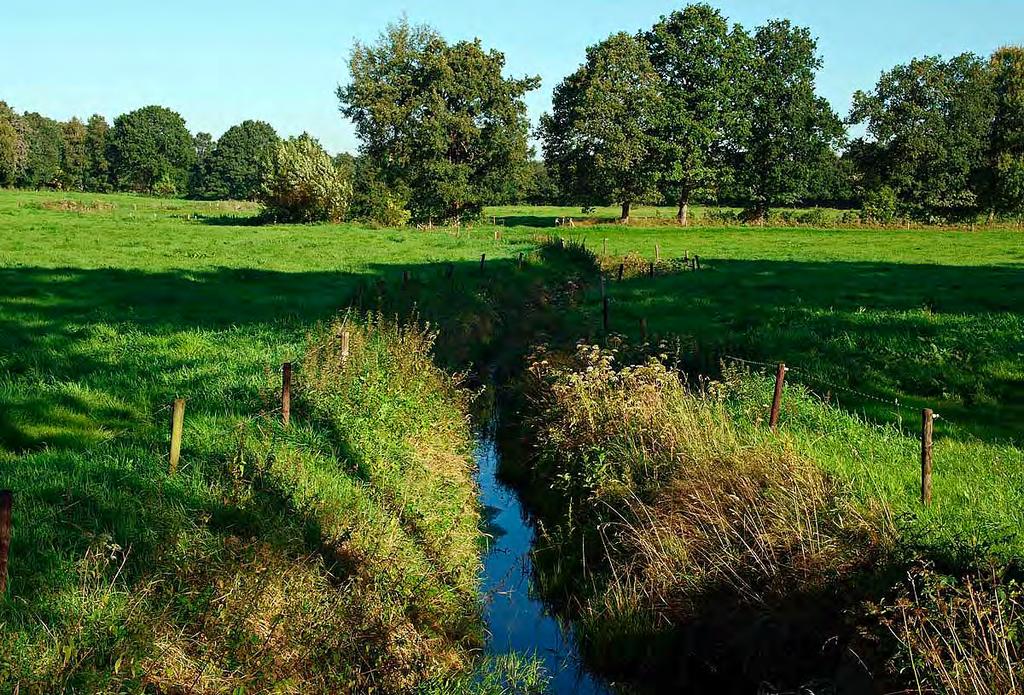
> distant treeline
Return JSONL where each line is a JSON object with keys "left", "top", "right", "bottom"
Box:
{"left": 2, "top": 3, "right": 1022, "bottom": 225}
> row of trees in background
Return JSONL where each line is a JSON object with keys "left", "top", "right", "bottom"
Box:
{"left": 0, "top": 102, "right": 282, "bottom": 201}
{"left": 2, "top": 6, "right": 1023, "bottom": 225}
{"left": 542, "top": 4, "right": 1024, "bottom": 223}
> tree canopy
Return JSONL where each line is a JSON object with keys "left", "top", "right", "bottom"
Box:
{"left": 339, "top": 19, "right": 539, "bottom": 222}
{"left": 987, "top": 46, "right": 1024, "bottom": 217}
{"left": 849, "top": 53, "right": 995, "bottom": 220}
{"left": 196, "top": 120, "right": 279, "bottom": 200}
{"left": 259, "top": 134, "right": 352, "bottom": 223}
{"left": 107, "top": 105, "right": 196, "bottom": 194}
{"left": 541, "top": 32, "right": 664, "bottom": 222}
{"left": 644, "top": 3, "right": 748, "bottom": 223}
{"left": 0, "top": 101, "right": 27, "bottom": 187}
{"left": 19, "top": 112, "right": 64, "bottom": 188}
{"left": 735, "top": 20, "right": 845, "bottom": 219}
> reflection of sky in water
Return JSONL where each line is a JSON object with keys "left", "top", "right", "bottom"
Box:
{"left": 477, "top": 432, "right": 613, "bottom": 695}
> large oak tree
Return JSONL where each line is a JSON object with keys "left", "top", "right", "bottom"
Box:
{"left": 339, "top": 19, "right": 539, "bottom": 222}
{"left": 644, "top": 3, "right": 749, "bottom": 223}
{"left": 107, "top": 105, "right": 195, "bottom": 194}
{"left": 849, "top": 53, "right": 995, "bottom": 221}
{"left": 541, "top": 32, "right": 664, "bottom": 223}
{"left": 736, "top": 20, "right": 845, "bottom": 220}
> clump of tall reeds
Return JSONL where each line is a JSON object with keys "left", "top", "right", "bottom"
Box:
{"left": 521, "top": 341, "right": 892, "bottom": 686}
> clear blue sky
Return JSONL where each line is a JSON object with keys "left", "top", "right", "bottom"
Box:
{"left": 3, "top": 1, "right": 1021, "bottom": 154}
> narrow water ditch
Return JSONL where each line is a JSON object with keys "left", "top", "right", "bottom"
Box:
{"left": 475, "top": 417, "right": 614, "bottom": 694}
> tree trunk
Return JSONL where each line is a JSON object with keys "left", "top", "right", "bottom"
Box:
{"left": 620, "top": 200, "right": 631, "bottom": 224}
{"left": 677, "top": 190, "right": 690, "bottom": 225}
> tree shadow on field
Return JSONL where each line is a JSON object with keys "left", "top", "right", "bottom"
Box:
{"left": 0, "top": 254, "right": 542, "bottom": 608}
{"left": 599, "top": 257, "right": 1024, "bottom": 442}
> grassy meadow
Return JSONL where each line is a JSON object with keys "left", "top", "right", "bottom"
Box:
{"left": 0, "top": 188, "right": 1023, "bottom": 691}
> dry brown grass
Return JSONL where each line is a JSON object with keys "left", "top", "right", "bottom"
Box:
{"left": 873, "top": 566, "right": 1023, "bottom": 695}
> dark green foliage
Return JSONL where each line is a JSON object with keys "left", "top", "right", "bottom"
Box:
{"left": 541, "top": 32, "right": 664, "bottom": 222}
{"left": 83, "top": 114, "right": 112, "bottom": 192}
{"left": 339, "top": 19, "right": 539, "bottom": 222}
{"left": 59, "top": 118, "right": 88, "bottom": 190}
{"left": 644, "top": 3, "right": 749, "bottom": 223}
{"left": 521, "top": 160, "right": 564, "bottom": 205}
{"left": 987, "top": 46, "right": 1024, "bottom": 217}
{"left": 0, "top": 101, "right": 27, "bottom": 186}
{"left": 18, "top": 112, "right": 65, "bottom": 188}
{"left": 107, "top": 105, "right": 196, "bottom": 194}
{"left": 849, "top": 53, "right": 996, "bottom": 221}
{"left": 735, "top": 21, "right": 846, "bottom": 219}
{"left": 194, "top": 120, "right": 279, "bottom": 200}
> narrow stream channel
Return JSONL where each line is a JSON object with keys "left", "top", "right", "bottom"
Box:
{"left": 476, "top": 422, "right": 613, "bottom": 694}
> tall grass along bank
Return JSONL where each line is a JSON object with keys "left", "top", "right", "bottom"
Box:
{"left": 514, "top": 340, "right": 1023, "bottom": 692}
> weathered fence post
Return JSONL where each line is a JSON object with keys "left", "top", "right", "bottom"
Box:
{"left": 518, "top": 252, "right": 524, "bottom": 270}
{"left": 479, "top": 253, "right": 486, "bottom": 273}
{"left": 921, "top": 408, "right": 934, "bottom": 505}
{"left": 655, "top": 244, "right": 661, "bottom": 262}
{"left": 341, "top": 331, "right": 351, "bottom": 366}
{"left": 169, "top": 398, "right": 185, "bottom": 474}
{"left": 617, "top": 263, "right": 624, "bottom": 282}
{"left": 695, "top": 255, "right": 701, "bottom": 271}
{"left": 0, "top": 490, "right": 11, "bottom": 595}
{"left": 602, "top": 296, "right": 609, "bottom": 332}
{"left": 769, "top": 363, "right": 787, "bottom": 431}
{"left": 649, "top": 261, "right": 655, "bottom": 279}
{"left": 603, "top": 238, "right": 608, "bottom": 257}
{"left": 282, "top": 362, "right": 292, "bottom": 427}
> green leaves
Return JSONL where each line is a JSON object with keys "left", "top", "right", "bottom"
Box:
{"left": 338, "top": 19, "right": 539, "bottom": 222}
{"left": 107, "top": 105, "right": 196, "bottom": 195}
{"left": 258, "top": 134, "right": 352, "bottom": 223}
{"left": 541, "top": 32, "right": 663, "bottom": 221}
{"left": 849, "top": 53, "right": 996, "bottom": 221}
{"left": 193, "top": 120, "right": 280, "bottom": 201}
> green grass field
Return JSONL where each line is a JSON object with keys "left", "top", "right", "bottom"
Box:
{"left": 1, "top": 189, "right": 1022, "bottom": 690}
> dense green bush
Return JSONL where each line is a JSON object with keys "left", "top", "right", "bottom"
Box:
{"left": 861, "top": 185, "right": 898, "bottom": 223}
{"left": 259, "top": 134, "right": 352, "bottom": 222}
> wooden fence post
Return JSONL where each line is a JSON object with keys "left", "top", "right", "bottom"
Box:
{"left": 769, "top": 363, "right": 787, "bottom": 430}
{"left": 169, "top": 398, "right": 185, "bottom": 474}
{"left": 341, "top": 331, "right": 351, "bottom": 366}
{"left": 602, "top": 296, "right": 609, "bottom": 332}
{"left": 0, "top": 491, "right": 11, "bottom": 595}
{"left": 649, "top": 261, "right": 655, "bottom": 279}
{"left": 655, "top": 244, "right": 661, "bottom": 262}
{"left": 921, "top": 409, "right": 934, "bottom": 505}
{"left": 282, "top": 363, "right": 292, "bottom": 427}
{"left": 518, "top": 252, "right": 524, "bottom": 269}
{"left": 603, "top": 238, "right": 608, "bottom": 257}
{"left": 479, "top": 253, "right": 486, "bottom": 273}
{"left": 695, "top": 255, "right": 701, "bottom": 271}
{"left": 617, "top": 263, "right": 624, "bottom": 282}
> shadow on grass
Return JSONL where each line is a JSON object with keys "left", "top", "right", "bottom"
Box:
{"left": 0, "top": 249, "right": 1021, "bottom": 604}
